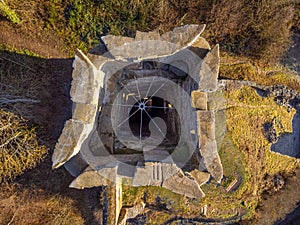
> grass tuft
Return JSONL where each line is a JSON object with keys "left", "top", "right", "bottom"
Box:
{"left": 0, "top": 2, "right": 20, "bottom": 24}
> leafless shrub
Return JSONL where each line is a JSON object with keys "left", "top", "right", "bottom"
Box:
{"left": 0, "top": 110, "right": 47, "bottom": 182}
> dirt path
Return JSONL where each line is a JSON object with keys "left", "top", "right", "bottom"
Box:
{"left": 0, "top": 21, "right": 68, "bottom": 58}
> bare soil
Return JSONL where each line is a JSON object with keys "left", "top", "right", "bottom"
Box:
{"left": 0, "top": 20, "right": 68, "bottom": 58}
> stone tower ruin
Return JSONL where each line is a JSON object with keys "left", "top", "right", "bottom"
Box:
{"left": 52, "top": 24, "right": 224, "bottom": 224}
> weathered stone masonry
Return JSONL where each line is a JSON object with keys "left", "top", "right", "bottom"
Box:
{"left": 52, "top": 24, "right": 224, "bottom": 224}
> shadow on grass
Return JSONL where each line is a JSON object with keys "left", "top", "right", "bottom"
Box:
{"left": 0, "top": 50, "right": 102, "bottom": 224}
{"left": 271, "top": 112, "right": 300, "bottom": 158}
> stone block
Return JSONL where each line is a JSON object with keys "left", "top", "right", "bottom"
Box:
{"left": 197, "top": 110, "right": 215, "bottom": 141}
{"left": 199, "top": 139, "right": 223, "bottom": 183}
{"left": 199, "top": 45, "right": 220, "bottom": 92}
{"left": 143, "top": 149, "right": 173, "bottom": 163}
{"left": 113, "top": 154, "right": 144, "bottom": 164}
{"left": 161, "top": 24, "right": 205, "bottom": 47}
{"left": 52, "top": 119, "right": 85, "bottom": 168}
{"left": 69, "top": 165, "right": 118, "bottom": 189}
{"left": 192, "top": 36, "right": 211, "bottom": 50}
{"left": 189, "top": 170, "right": 210, "bottom": 186}
{"left": 189, "top": 36, "right": 211, "bottom": 58}
{"left": 162, "top": 171, "right": 205, "bottom": 198}
{"left": 98, "top": 115, "right": 113, "bottom": 134}
{"left": 132, "top": 162, "right": 181, "bottom": 187}
{"left": 191, "top": 90, "right": 208, "bottom": 110}
{"left": 161, "top": 163, "right": 181, "bottom": 181}
{"left": 72, "top": 103, "right": 97, "bottom": 123}
{"left": 107, "top": 39, "right": 179, "bottom": 59}
{"left": 64, "top": 153, "right": 88, "bottom": 177}
{"left": 98, "top": 164, "right": 119, "bottom": 183}
{"left": 70, "top": 56, "right": 98, "bottom": 104}
{"left": 126, "top": 202, "right": 146, "bottom": 219}
{"left": 132, "top": 163, "right": 156, "bottom": 186}
{"left": 87, "top": 53, "right": 109, "bottom": 70}
{"left": 135, "top": 31, "right": 160, "bottom": 41}
{"left": 207, "top": 90, "right": 226, "bottom": 110}
{"left": 101, "top": 35, "right": 134, "bottom": 51}
{"left": 69, "top": 171, "right": 109, "bottom": 189}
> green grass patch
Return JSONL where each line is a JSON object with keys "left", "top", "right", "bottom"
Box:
{"left": 0, "top": 2, "right": 20, "bottom": 24}
{"left": 222, "top": 86, "right": 299, "bottom": 216}
{"left": 0, "top": 43, "right": 43, "bottom": 58}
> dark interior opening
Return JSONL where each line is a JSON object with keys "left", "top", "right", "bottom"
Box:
{"left": 128, "top": 96, "right": 179, "bottom": 145}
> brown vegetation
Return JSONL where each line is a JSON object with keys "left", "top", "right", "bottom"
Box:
{"left": 0, "top": 0, "right": 299, "bottom": 224}
{"left": 1, "top": 0, "right": 299, "bottom": 60}
{"left": 0, "top": 183, "right": 84, "bottom": 225}
{"left": 0, "top": 110, "right": 46, "bottom": 182}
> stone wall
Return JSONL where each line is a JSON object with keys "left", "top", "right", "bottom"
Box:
{"left": 52, "top": 24, "right": 224, "bottom": 224}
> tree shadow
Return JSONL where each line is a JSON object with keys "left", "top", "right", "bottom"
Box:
{"left": 281, "top": 29, "right": 300, "bottom": 75}
{"left": 255, "top": 85, "right": 300, "bottom": 158}
{"left": 271, "top": 112, "right": 300, "bottom": 158}
{"left": 0, "top": 50, "right": 100, "bottom": 224}
{"left": 270, "top": 93, "right": 300, "bottom": 158}
{"left": 271, "top": 94, "right": 300, "bottom": 158}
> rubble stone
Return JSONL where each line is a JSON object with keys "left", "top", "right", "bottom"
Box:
{"left": 191, "top": 90, "right": 208, "bottom": 110}
{"left": 69, "top": 170, "right": 109, "bottom": 189}
{"left": 162, "top": 171, "right": 205, "bottom": 198}
{"left": 189, "top": 170, "right": 211, "bottom": 186}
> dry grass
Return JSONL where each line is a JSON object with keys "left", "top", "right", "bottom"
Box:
{"left": 2, "top": 0, "right": 299, "bottom": 59}
{"left": 223, "top": 86, "right": 299, "bottom": 217}
{"left": 0, "top": 110, "right": 47, "bottom": 182}
{"left": 0, "top": 183, "right": 84, "bottom": 225}
{"left": 205, "top": 0, "right": 295, "bottom": 61}
{"left": 220, "top": 53, "right": 300, "bottom": 92}
{"left": 0, "top": 50, "right": 46, "bottom": 114}
{"left": 250, "top": 168, "right": 300, "bottom": 225}
{"left": 0, "top": 51, "right": 48, "bottom": 182}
